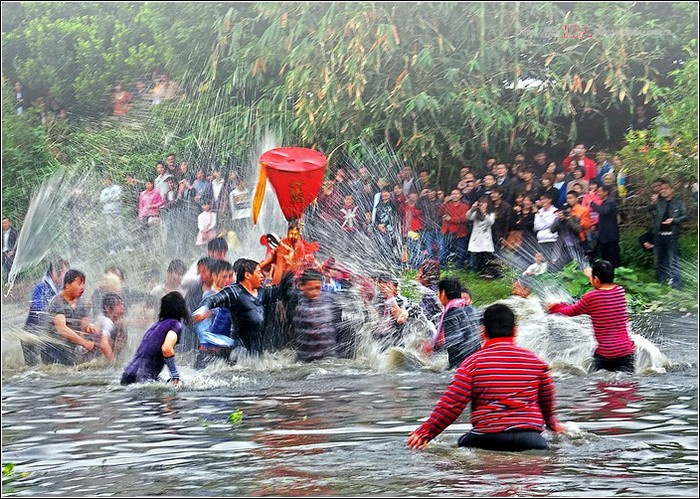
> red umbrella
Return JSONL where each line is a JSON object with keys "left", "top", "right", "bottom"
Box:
{"left": 252, "top": 147, "right": 327, "bottom": 224}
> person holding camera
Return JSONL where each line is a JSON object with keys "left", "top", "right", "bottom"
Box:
{"left": 551, "top": 191, "right": 592, "bottom": 271}
{"left": 562, "top": 143, "right": 596, "bottom": 180}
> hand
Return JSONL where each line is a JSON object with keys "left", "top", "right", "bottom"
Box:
{"left": 557, "top": 212, "right": 565, "bottom": 220}
{"left": 514, "top": 205, "right": 521, "bottom": 213}
{"left": 85, "top": 323, "right": 100, "bottom": 335}
{"left": 643, "top": 242, "right": 654, "bottom": 250}
{"left": 443, "top": 215, "right": 451, "bottom": 222}
{"left": 650, "top": 193, "right": 658, "bottom": 203}
{"left": 395, "top": 309, "right": 408, "bottom": 324}
{"left": 663, "top": 218, "right": 674, "bottom": 225}
{"left": 545, "top": 303, "right": 557, "bottom": 312}
{"left": 582, "top": 267, "right": 593, "bottom": 280}
{"left": 83, "top": 340, "right": 95, "bottom": 351}
{"left": 168, "top": 377, "right": 180, "bottom": 386}
{"left": 407, "top": 430, "right": 431, "bottom": 450}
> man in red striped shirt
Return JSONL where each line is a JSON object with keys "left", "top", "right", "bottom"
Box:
{"left": 547, "top": 259, "right": 635, "bottom": 373}
{"left": 408, "top": 303, "right": 562, "bottom": 452}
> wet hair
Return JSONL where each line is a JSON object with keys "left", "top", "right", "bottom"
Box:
{"left": 212, "top": 259, "right": 233, "bottom": 275}
{"left": 481, "top": 303, "right": 516, "bottom": 338}
{"left": 48, "top": 257, "right": 69, "bottom": 276}
{"left": 376, "top": 273, "right": 398, "bottom": 286}
{"left": 197, "top": 256, "right": 215, "bottom": 269}
{"left": 299, "top": 268, "right": 323, "bottom": 284}
{"left": 167, "top": 259, "right": 187, "bottom": 276}
{"left": 236, "top": 259, "right": 259, "bottom": 283}
{"left": 102, "top": 292, "right": 124, "bottom": 313}
{"left": 232, "top": 258, "right": 247, "bottom": 275}
{"left": 144, "top": 268, "right": 161, "bottom": 282}
{"left": 438, "top": 278, "right": 462, "bottom": 300}
{"left": 208, "top": 237, "right": 228, "bottom": 254}
{"left": 418, "top": 260, "right": 441, "bottom": 286}
{"left": 158, "top": 291, "right": 190, "bottom": 325}
{"left": 591, "top": 259, "right": 614, "bottom": 284}
{"left": 64, "top": 269, "right": 86, "bottom": 288}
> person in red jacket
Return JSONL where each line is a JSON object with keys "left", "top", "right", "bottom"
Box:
{"left": 438, "top": 188, "right": 470, "bottom": 268}
{"left": 408, "top": 303, "right": 563, "bottom": 452}
{"left": 403, "top": 191, "right": 424, "bottom": 269}
{"left": 562, "top": 143, "right": 597, "bottom": 180}
{"left": 547, "top": 259, "right": 635, "bottom": 372}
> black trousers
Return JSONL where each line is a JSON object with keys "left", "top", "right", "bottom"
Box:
{"left": 458, "top": 430, "right": 548, "bottom": 452}
{"left": 598, "top": 240, "right": 620, "bottom": 268}
{"left": 592, "top": 353, "right": 635, "bottom": 373}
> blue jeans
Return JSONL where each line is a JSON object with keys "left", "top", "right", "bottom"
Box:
{"left": 654, "top": 234, "right": 682, "bottom": 289}
{"left": 422, "top": 229, "right": 440, "bottom": 260}
{"left": 439, "top": 233, "right": 467, "bottom": 268}
{"left": 406, "top": 234, "right": 424, "bottom": 269}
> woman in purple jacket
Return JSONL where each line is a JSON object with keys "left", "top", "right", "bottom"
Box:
{"left": 121, "top": 292, "right": 190, "bottom": 385}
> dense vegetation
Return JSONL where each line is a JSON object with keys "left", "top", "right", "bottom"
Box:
{"left": 2, "top": 3, "right": 698, "bottom": 247}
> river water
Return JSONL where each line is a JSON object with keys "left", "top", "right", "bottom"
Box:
{"left": 2, "top": 305, "right": 697, "bottom": 497}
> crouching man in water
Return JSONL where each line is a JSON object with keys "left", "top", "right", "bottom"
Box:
{"left": 42, "top": 269, "right": 105, "bottom": 365}
{"left": 430, "top": 278, "right": 480, "bottom": 369}
{"left": 408, "top": 303, "right": 563, "bottom": 452}
{"left": 121, "top": 292, "right": 189, "bottom": 385}
{"left": 547, "top": 259, "right": 635, "bottom": 373}
{"left": 288, "top": 269, "right": 339, "bottom": 362}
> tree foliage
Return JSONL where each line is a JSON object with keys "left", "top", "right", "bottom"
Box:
{"left": 2, "top": 2, "right": 697, "bottom": 217}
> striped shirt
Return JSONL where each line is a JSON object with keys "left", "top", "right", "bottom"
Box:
{"left": 414, "top": 338, "right": 558, "bottom": 439}
{"left": 292, "top": 293, "right": 337, "bottom": 362}
{"left": 550, "top": 285, "right": 634, "bottom": 359}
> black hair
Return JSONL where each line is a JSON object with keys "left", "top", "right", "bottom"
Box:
{"left": 481, "top": 303, "right": 516, "bottom": 339}
{"left": 208, "top": 237, "right": 228, "bottom": 254}
{"left": 376, "top": 273, "right": 398, "bottom": 286}
{"left": 598, "top": 184, "right": 612, "bottom": 196}
{"left": 236, "top": 259, "right": 259, "bottom": 284}
{"left": 102, "top": 292, "right": 124, "bottom": 313}
{"left": 588, "top": 178, "right": 601, "bottom": 187}
{"left": 438, "top": 278, "right": 462, "bottom": 300}
{"left": 573, "top": 166, "right": 585, "bottom": 177}
{"left": 232, "top": 258, "right": 247, "bottom": 275}
{"left": 491, "top": 185, "right": 503, "bottom": 195}
{"left": 167, "top": 259, "right": 187, "bottom": 276}
{"left": 197, "top": 256, "right": 215, "bottom": 268}
{"left": 591, "top": 259, "right": 614, "bottom": 284}
{"left": 64, "top": 269, "right": 86, "bottom": 288}
{"left": 658, "top": 178, "right": 673, "bottom": 187}
{"left": 419, "top": 168, "right": 430, "bottom": 175}
{"left": 158, "top": 291, "right": 190, "bottom": 325}
{"left": 566, "top": 190, "right": 579, "bottom": 197}
{"left": 515, "top": 278, "right": 533, "bottom": 291}
{"left": 48, "top": 257, "right": 69, "bottom": 276}
{"left": 540, "top": 191, "right": 556, "bottom": 203}
{"left": 167, "top": 153, "right": 176, "bottom": 159}
{"left": 381, "top": 186, "right": 392, "bottom": 193}
{"left": 212, "top": 260, "right": 233, "bottom": 275}
{"left": 299, "top": 268, "right": 324, "bottom": 284}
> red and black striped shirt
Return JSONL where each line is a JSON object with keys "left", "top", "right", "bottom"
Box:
{"left": 414, "top": 338, "right": 558, "bottom": 439}
{"left": 550, "top": 285, "right": 634, "bottom": 359}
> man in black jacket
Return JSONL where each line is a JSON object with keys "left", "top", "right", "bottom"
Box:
{"left": 590, "top": 185, "right": 620, "bottom": 268}
{"left": 651, "top": 180, "right": 688, "bottom": 289}
{"left": 2, "top": 217, "right": 18, "bottom": 278}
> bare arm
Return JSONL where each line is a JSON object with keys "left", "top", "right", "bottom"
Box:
{"left": 54, "top": 314, "right": 94, "bottom": 350}
{"left": 161, "top": 330, "right": 178, "bottom": 358}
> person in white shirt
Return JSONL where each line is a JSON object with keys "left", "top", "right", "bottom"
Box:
{"left": 533, "top": 192, "right": 561, "bottom": 264}
{"left": 154, "top": 162, "right": 173, "bottom": 199}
